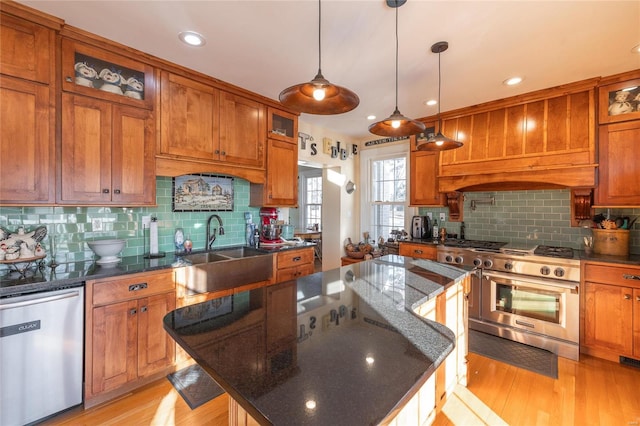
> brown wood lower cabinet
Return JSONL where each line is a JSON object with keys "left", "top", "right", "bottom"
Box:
{"left": 398, "top": 242, "right": 437, "bottom": 260}
{"left": 85, "top": 270, "right": 176, "bottom": 407}
{"left": 581, "top": 262, "right": 640, "bottom": 362}
{"left": 275, "top": 247, "right": 315, "bottom": 282}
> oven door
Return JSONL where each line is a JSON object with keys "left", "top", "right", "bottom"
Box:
{"left": 481, "top": 271, "right": 579, "bottom": 343}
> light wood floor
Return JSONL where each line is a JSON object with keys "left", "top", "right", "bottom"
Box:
{"left": 44, "top": 353, "right": 640, "bottom": 426}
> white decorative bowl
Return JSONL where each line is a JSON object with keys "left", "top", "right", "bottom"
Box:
{"left": 87, "top": 239, "right": 126, "bottom": 264}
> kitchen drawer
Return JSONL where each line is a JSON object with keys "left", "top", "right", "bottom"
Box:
{"left": 91, "top": 270, "right": 175, "bottom": 306}
{"left": 276, "top": 263, "right": 315, "bottom": 282}
{"left": 276, "top": 248, "right": 314, "bottom": 269}
{"left": 583, "top": 263, "right": 640, "bottom": 289}
{"left": 399, "top": 243, "right": 437, "bottom": 260}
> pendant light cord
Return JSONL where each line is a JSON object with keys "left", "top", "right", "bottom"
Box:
{"left": 437, "top": 48, "right": 442, "bottom": 129}
{"left": 317, "top": 0, "right": 322, "bottom": 74}
{"left": 394, "top": 3, "right": 399, "bottom": 110}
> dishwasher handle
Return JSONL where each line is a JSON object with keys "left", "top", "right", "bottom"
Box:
{"left": 0, "top": 289, "right": 82, "bottom": 311}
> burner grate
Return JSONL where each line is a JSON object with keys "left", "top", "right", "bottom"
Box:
{"left": 444, "top": 240, "right": 506, "bottom": 251}
{"left": 534, "top": 245, "right": 574, "bottom": 259}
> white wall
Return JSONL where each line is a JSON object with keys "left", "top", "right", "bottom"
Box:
{"left": 297, "top": 120, "right": 359, "bottom": 270}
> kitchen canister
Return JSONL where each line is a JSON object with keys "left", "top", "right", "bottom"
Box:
{"left": 592, "top": 229, "right": 630, "bottom": 256}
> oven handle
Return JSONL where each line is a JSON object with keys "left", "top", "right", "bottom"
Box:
{"left": 482, "top": 270, "right": 579, "bottom": 293}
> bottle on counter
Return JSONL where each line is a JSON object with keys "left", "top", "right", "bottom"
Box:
{"left": 432, "top": 219, "right": 439, "bottom": 239}
{"left": 183, "top": 236, "right": 193, "bottom": 253}
{"left": 253, "top": 229, "right": 260, "bottom": 248}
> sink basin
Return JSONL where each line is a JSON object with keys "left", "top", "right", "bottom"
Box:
{"left": 215, "top": 247, "right": 265, "bottom": 258}
{"left": 183, "top": 252, "right": 229, "bottom": 265}
{"left": 178, "top": 248, "right": 273, "bottom": 295}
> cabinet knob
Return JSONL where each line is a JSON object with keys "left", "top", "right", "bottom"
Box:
{"left": 113, "top": 189, "right": 121, "bottom": 194}
{"left": 624, "top": 294, "right": 632, "bottom": 300}
{"left": 140, "top": 306, "right": 147, "bottom": 313}
{"left": 65, "top": 76, "right": 73, "bottom": 82}
{"left": 102, "top": 188, "right": 110, "bottom": 194}
{"left": 215, "top": 149, "right": 220, "bottom": 154}
{"left": 221, "top": 151, "right": 226, "bottom": 156}
{"left": 130, "top": 308, "right": 137, "bottom": 315}
{"left": 636, "top": 295, "right": 640, "bottom": 302}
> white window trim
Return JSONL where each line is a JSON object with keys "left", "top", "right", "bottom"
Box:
{"left": 359, "top": 142, "right": 416, "bottom": 238}
{"left": 298, "top": 168, "right": 322, "bottom": 230}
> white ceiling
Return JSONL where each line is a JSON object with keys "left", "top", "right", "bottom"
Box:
{"left": 20, "top": 0, "right": 640, "bottom": 141}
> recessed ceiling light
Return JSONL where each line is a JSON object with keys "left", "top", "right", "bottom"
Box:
{"left": 424, "top": 99, "right": 437, "bottom": 106}
{"left": 367, "top": 115, "right": 376, "bottom": 120}
{"left": 632, "top": 44, "right": 640, "bottom": 54}
{"left": 503, "top": 76, "right": 523, "bottom": 86}
{"left": 178, "top": 31, "right": 206, "bottom": 47}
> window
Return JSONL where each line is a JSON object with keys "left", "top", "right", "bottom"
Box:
{"left": 360, "top": 142, "right": 412, "bottom": 243}
{"left": 299, "top": 168, "right": 322, "bottom": 230}
{"left": 371, "top": 157, "right": 406, "bottom": 239}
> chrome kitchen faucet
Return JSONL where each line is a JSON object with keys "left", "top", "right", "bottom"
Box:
{"left": 206, "top": 214, "right": 225, "bottom": 249}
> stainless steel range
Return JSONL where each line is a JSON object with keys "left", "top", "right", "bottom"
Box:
{"left": 438, "top": 240, "right": 580, "bottom": 360}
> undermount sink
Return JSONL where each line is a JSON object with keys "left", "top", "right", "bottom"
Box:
{"left": 179, "top": 248, "right": 273, "bottom": 295}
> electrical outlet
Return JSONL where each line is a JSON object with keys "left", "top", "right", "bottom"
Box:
{"left": 142, "top": 215, "right": 151, "bottom": 228}
{"left": 439, "top": 213, "right": 446, "bottom": 222}
{"left": 91, "top": 218, "right": 103, "bottom": 231}
{"left": 426, "top": 212, "right": 433, "bottom": 219}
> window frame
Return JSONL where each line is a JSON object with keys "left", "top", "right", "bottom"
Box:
{"left": 359, "top": 142, "right": 416, "bottom": 242}
{"left": 298, "top": 167, "right": 323, "bottom": 230}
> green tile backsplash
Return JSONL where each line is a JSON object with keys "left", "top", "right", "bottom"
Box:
{"left": 0, "top": 177, "right": 260, "bottom": 265}
{"left": 419, "top": 190, "right": 640, "bottom": 254}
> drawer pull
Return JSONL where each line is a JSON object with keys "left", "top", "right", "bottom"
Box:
{"left": 414, "top": 249, "right": 423, "bottom": 254}
{"left": 129, "top": 283, "right": 148, "bottom": 292}
{"left": 623, "top": 274, "right": 640, "bottom": 281}
{"left": 624, "top": 294, "right": 632, "bottom": 300}
{"left": 292, "top": 256, "right": 301, "bottom": 262}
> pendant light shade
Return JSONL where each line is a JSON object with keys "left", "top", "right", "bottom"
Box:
{"left": 369, "top": 0, "right": 425, "bottom": 137}
{"left": 416, "top": 41, "right": 463, "bottom": 151}
{"left": 279, "top": 0, "right": 359, "bottom": 115}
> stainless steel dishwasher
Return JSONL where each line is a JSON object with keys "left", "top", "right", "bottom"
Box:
{"left": 1, "top": 284, "right": 84, "bottom": 425}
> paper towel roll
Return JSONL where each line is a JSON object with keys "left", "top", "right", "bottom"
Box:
{"left": 149, "top": 220, "right": 159, "bottom": 254}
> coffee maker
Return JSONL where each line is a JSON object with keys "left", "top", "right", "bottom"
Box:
{"left": 259, "top": 207, "right": 283, "bottom": 244}
{"left": 411, "top": 216, "right": 432, "bottom": 240}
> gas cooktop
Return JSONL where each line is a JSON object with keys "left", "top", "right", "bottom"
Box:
{"left": 443, "top": 239, "right": 507, "bottom": 251}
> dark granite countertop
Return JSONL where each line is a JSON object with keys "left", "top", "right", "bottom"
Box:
{"left": 163, "top": 255, "right": 469, "bottom": 425}
{"left": 0, "top": 243, "right": 315, "bottom": 298}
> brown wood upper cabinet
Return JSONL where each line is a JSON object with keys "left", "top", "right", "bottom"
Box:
{"left": 61, "top": 38, "right": 155, "bottom": 110}
{"left": 60, "top": 93, "right": 156, "bottom": 205}
{"left": 0, "top": 76, "right": 55, "bottom": 204}
{"left": 409, "top": 130, "right": 445, "bottom": 207}
{"left": 432, "top": 82, "right": 596, "bottom": 192}
{"left": 0, "top": 7, "right": 58, "bottom": 205}
{"left": 594, "top": 73, "right": 640, "bottom": 207}
{"left": 159, "top": 71, "right": 266, "bottom": 169}
{"left": 251, "top": 139, "right": 298, "bottom": 207}
{"left": 0, "top": 11, "right": 56, "bottom": 84}
{"left": 267, "top": 107, "right": 298, "bottom": 144}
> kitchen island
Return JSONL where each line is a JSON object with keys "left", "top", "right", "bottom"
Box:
{"left": 163, "top": 255, "right": 470, "bottom": 425}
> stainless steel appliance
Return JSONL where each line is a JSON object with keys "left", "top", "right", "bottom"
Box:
{"left": 411, "top": 216, "right": 432, "bottom": 240}
{"left": 438, "top": 240, "right": 580, "bottom": 360}
{"left": 1, "top": 285, "right": 84, "bottom": 425}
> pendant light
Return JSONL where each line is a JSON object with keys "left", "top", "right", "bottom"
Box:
{"left": 369, "top": 0, "right": 425, "bottom": 137}
{"left": 416, "top": 41, "right": 463, "bottom": 151}
{"left": 279, "top": 0, "right": 359, "bottom": 115}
